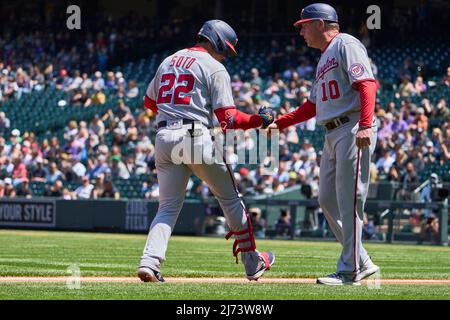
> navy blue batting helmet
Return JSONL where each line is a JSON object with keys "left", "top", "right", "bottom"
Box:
{"left": 197, "top": 20, "right": 238, "bottom": 57}
{"left": 294, "top": 3, "right": 338, "bottom": 27}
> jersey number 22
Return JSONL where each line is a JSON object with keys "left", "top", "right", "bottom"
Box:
{"left": 157, "top": 73, "right": 194, "bottom": 105}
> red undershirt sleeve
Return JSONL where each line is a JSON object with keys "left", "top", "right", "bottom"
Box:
{"left": 214, "top": 107, "right": 263, "bottom": 132}
{"left": 353, "top": 80, "right": 377, "bottom": 127}
{"left": 274, "top": 100, "right": 316, "bottom": 130}
{"left": 144, "top": 95, "right": 158, "bottom": 113}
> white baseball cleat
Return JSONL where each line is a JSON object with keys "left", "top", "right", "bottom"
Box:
{"left": 354, "top": 264, "right": 380, "bottom": 282}
{"left": 137, "top": 266, "right": 165, "bottom": 283}
{"left": 316, "top": 273, "right": 361, "bottom": 286}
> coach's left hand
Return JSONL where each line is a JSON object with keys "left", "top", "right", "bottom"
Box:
{"left": 355, "top": 127, "right": 372, "bottom": 149}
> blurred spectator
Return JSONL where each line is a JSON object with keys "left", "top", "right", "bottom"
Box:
{"left": 362, "top": 213, "right": 377, "bottom": 240}
{"left": 275, "top": 209, "right": 292, "bottom": 237}
{"left": 399, "top": 162, "right": 419, "bottom": 200}
{"left": 80, "top": 73, "right": 93, "bottom": 90}
{"left": 88, "top": 154, "right": 110, "bottom": 179}
{"left": 91, "top": 174, "right": 105, "bottom": 199}
{"left": 110, "top": 155, "right": 130, "bottom": 180}
{"left": 45, "top": 162, "right": 64, "bottom": 184}
{"left": 250, "top": 68, "right": 263, "bottom": 88}
{"left": 432, "top": 99, "right": 450, "bottom": 118}
{"left": 90, "top": 115, "right": 106, "bottom": 137}
{"left": 231, "top": 74, "right": 243, "bottom": 90}
{"left": 266, "top": 88, "right": 281, "bottom": 109}
{"left": 44, "top": 180, "right": 64, "bottom": 197}
{"left": 414, "top": 76, "right": 427, "bottom": 95}
{"left": 84, "top": 88, "right": 106, "bottom": 107}
{"left": 0, "top": 112, "right": 10, "bottom": 136}
{"left": 296, "top": 58, "right": 314, "bottom": 78}
{"left": 100, "top": 179, "right": 120, "bottom": 199}
{"left": 249, "top": 207, "right": 266, "bottom": 238}
{"left": 105, "top": 71, "right": 117, "bottom": 90}
{"left": 237, "top": 167, "right": 255, "bottom": 195}
{"left": 409, "top": 107, "right": 428, "bottom": 132}
{"left": 116, "top": 99, "right": 133, "bottom": 123}
{"left": 12, "top": 157, "right": 28, "bottom": 186}
{"left": 62, "top": 188, "right": 73, "bottom": 200}
{"left": 391, "top": 112, "right": 408, "bottom": 133}
{"left": 73, "top": 176, "right": 94, "bottom": 199}
{"left": 377, "top": 113, "right": 393, "bottom": 143}
{"left": 397, "top": 75, "right": 416, "bottom": 97}
{"left": 418, "top": 215, "right": 439, "bottom": 245}
{"left": 204, "top": 214, "right": 226, "bottom": 236}
{"left": 31, "top": 159, "right": 46, "bottom": 182}
{"left": 286, "top": 171, "right": 298, "bottom": 188}
{"left": 70, "top": 158, "right": 87, "bottom": 181}
{"left": 68, "top": 70, "right": 83, "bottom": 91}
{"left": 126, "top": 80, "right": 139, "bottom": 98}
{"left": 4, "top": 178, "right": 16, "bottom": 197}
{"left": 93, "top": 71, "right": 105, "bottom": 91}
{"left": 376, "top": 150, "right": 395, "bottom": 175}
{"left": 15, "top": 179, "right": 32, "bottom": 198}
{"left": 70, "top": 88, "right": 89, "bottom": 106}
{"left": 272, "top": 178, "right": 285, "bottom": 193}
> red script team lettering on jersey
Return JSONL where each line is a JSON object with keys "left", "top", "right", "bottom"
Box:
{"left": 317, "top": 57, "right": 339, "bottom": 80}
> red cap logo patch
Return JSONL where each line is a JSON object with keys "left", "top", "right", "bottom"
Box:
{"left": 349, "top": 63, "right": 364, "bottom": 78}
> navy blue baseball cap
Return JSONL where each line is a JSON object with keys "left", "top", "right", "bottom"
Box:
{"left": 294, "top": 3, "right": 338, "bottom": 27}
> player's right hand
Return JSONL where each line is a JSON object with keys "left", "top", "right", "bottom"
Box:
{"left": 266, "top": 122, "right": 278, "bottom": 130}
{"left": 265, "top": 122, "right": 279, "bottom": 139}
{"left": 355, "top": 127, "right": 372, "bottom": 149}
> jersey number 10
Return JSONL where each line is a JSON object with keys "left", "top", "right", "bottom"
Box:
{"left": 157, "top": 73, "right": 195, "bottom": 105}
{"left": 321, "top": 80, "right": 341, "bottom": 101}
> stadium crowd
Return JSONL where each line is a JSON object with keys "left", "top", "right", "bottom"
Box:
{"left": 0, "top": 11, "right": 188, "bottom": 103}
{"left": 0, "top": 11, "right": 448, "bottom": 206}
{"left": 0, "top": 59, "right": 447, "bottom": 202}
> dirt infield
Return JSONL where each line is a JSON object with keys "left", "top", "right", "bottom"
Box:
{"left": 1, "top": 277, "right": 450, "bottom": 285}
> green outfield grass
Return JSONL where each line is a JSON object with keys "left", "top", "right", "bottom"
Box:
{"left": 0, "top": 229, "right": 450, "bottom": 299}
{"left": 1, "top": 282, "right": 450, "bottom": 300}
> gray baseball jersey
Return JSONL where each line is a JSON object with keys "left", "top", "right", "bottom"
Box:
{"left": 309, "top": 33, "right": 374, "bottom": 125}
{"left": 145, "top": 47, "right": 234, "bottom": 127}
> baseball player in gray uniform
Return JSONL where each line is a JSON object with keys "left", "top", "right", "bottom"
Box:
{"left": 267, "top": 3, "right": 380, "bottom": 285}
{"left": 138, "top": 20, "right": 275, "bottom": 282}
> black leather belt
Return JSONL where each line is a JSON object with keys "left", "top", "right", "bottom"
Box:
{"left": 324, "top": 116, "right": 350, "bottom": 131}
{"left": 157, "top": 119, "right": 210, "bottom": 129}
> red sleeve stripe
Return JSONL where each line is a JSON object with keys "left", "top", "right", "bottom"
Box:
{"left": 144, "top": 95, "right": 158, "bottom": 113}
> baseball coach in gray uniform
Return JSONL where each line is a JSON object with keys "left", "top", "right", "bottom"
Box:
{"left": 267, "top": 3, "right": 380, "bottom": 285}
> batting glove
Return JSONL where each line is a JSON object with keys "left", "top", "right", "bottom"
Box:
{"left": 258, "top": 106, "right": 275, "bottom": 129}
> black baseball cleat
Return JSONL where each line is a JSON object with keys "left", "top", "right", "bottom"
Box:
{"left": 137, "top": 266, "right": 165, "bottom": 283}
